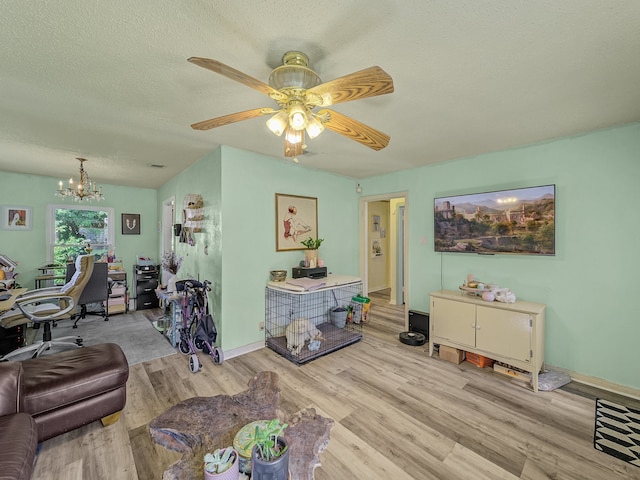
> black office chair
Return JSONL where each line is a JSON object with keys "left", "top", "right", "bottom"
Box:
{"left": 66, "top": 261, "right": 110, "bottom": 327}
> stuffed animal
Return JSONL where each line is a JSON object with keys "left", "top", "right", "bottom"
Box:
{"left": 285, "top": 318, "right": 325, "bottom": 354}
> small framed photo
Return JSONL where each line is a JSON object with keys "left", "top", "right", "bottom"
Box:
{"left": 275, "top": 193, "right": 318, "bottom": 251}
{"left": 122, "top": 213, "right": 140, "bottom": 235}
{"left": 1, "top": 206, "right": 32, "bottom": 231}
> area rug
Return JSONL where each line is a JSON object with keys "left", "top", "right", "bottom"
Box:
{"left": 24, "top": 310, "right": 176, "bottom": 365}
{"left": 594, "top": 398, "right": 640, "bottom": 468}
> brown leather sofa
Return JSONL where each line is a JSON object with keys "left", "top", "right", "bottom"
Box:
{"left": 0, "top": 343, "right": 129, "bottom": 479}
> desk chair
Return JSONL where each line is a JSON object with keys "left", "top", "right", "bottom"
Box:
{"left": 0, "top": 255, "right": 94, "bottom": 361}
{"left": 66, "top": 261, "right": 109, "bottom": 327}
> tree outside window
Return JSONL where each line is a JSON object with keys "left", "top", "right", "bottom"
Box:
{"left": 48, "top": 205, "right": 114, "bottom": 264}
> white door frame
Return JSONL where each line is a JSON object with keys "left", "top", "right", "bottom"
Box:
{"left": 161, "top": 196, "right": 175, "bottom": 285}
{"left": 359, "top": 190, "right": 409, "bottom": 328}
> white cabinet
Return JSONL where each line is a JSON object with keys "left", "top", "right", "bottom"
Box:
{"left": 429, "top": 290, "right": 545, "bottom": 392}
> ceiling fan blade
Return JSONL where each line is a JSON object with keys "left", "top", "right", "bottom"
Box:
{"left": 284, "top": 129, "right": 306, "bottom": 158}
{"left": 306, "top": 66, "right": 394, "bottom": 107}
{"left": 318, "top": 109, "right": 390, "bottom": 151}
{"left": 188, "top": 57, "right": 288, "bottom": 102}
{"left": 191, "top": 108, "right": 276, "bottom": 131}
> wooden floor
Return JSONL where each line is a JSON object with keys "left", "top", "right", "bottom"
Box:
{"left": 30, "top": 292, "right": 640, "bottom": 479}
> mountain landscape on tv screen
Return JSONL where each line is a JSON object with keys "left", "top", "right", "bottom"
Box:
{"left": 434, "top": 185, "right": 555, "bottom": 255}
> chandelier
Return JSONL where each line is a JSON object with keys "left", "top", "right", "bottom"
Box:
{"left": 55, "top": 158, "right": 104, "bottom": 202}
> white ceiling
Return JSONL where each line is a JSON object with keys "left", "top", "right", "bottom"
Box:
{"left": 1, "top": 1, "right": 639, "bottom": 189}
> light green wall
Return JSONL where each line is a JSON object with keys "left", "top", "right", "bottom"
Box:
{"left": 0, "top": 171, "right": 157, "bottom": 291}
{"left": 157, "top": 148, "right": 223, "bottom": 346}
{"left": 362, "top": 122, "right": 640, "bottom": 390}
{"left": 219, "top": 146, "right": 359, "bottom": 350}
{"left": 157, "top": 145, "right": 358, "bottom": 352}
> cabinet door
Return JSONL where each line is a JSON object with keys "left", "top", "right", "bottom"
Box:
{"left": 476, "top": 306, "right": 531, "bottom": 363}
{"left": 432, "top": 297, "right": 476, "bottom": 347}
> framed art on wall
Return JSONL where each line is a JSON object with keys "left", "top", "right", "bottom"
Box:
{"left": 1, "top": 206, "right": 32, "bottom": 230}
{"left": 121, "top": 213, "right": 140, "bottom": 235}
{"left": 275, "top": 193, "right": 318, "bottom": 251}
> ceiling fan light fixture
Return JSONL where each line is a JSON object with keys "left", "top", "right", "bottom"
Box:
{"left": 305, "top": 115, "right": 325, "bottom": 139}
{"left": 285, "top": 127, "right": 303, "bottom": 145}
{"left": 288, "top": 103, "right": 308, "bottom": 130}
{"left": 266, "top": 110, "right": 288, "bottom": 136}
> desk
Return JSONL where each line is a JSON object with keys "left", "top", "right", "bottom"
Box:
{"left": 155, "top": 289, "right": 182, "bottom": 348}
{"left": 35, "top": 264, "right": 66, "bottom": 289}
{"left": 0, "top": 288, "right": 28, "bottom": 314}
{"left": 34, "top": 274, "right": 66, "bottom": 289}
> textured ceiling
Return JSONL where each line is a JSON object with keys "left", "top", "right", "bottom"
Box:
{"left": 1, "top": 1, "right": 639, "bottom": 188}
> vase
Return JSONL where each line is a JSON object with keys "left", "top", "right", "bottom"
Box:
{"left": 251, "top": 438, "right": 289, "bottom": 480}
{"left": 304, "top": 249, "right": 318, "bottom": 268}
{"left": 167, "top": 274, "right": 177, "bottom": 293}
{"left": 204, "top": 448, "right": 240, "bottom": 480}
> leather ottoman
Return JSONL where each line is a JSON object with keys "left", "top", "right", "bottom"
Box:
{"left": 20, "top": 342, "right": 129, "bottom": 441}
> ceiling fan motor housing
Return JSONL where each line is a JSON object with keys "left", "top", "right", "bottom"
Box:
{"left": 268, "top": 51, "right": 321, "bottom": 91}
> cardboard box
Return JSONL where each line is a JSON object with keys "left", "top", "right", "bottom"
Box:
{"left": 439, "top": 345, "right": 465, "bottom": 364}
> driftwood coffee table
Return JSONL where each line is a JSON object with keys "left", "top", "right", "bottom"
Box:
{"left": 149, "top": 371, "right": 334, "bottom": 480}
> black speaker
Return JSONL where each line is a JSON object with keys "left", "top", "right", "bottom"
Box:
{"left": 408, "top": 310, "right": 429, "bottom": 340}
{"left": 173, "top": 224, "right": 182, "bottom": 236}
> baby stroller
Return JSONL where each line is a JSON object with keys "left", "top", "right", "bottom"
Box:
{"left": 176, "top": 279, "right": 224, "bottom": 373}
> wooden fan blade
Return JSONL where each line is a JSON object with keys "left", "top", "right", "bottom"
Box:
{"left": 191, "top": 108, "right": 276, "bottom": 131}
{"left": 318, "top": 109, "right": 390, "bottom": 151}
{"left": 306, "top": 66, "right": 394, "bottom": 107}
{"left": 188, "top": 57, "right": 288, "bottom": 102}
{"left": 284, "top": 129, "right": 306, "bottom": 158}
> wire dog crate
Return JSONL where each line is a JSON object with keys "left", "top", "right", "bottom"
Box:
{"left": 265, "top": 280, "right": 363, "bottom": 364}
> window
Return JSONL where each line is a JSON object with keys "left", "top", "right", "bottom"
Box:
{"left": 47, "top": 205, "right": 115, "bottom": 264}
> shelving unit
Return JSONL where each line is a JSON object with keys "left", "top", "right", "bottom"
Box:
{"left": 134, "top": 265, "right": 159, "bottom": 310}
{"left": 107, "top": 270, "right": 128, "bottom": 315}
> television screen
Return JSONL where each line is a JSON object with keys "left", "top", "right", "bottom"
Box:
{"left": 434, "top": 184, "right": 555, "bottom": 255}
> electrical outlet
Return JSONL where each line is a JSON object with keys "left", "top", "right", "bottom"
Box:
{"left": 259, "top": 321, "right": 265, "bottom": 331}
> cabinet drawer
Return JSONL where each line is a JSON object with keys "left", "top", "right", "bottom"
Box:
{"left": 136, "top": 293, "right": 158, "bottom": 310}
{"left": 136, "top": 280, "right": 158, "bottom": 295}
{"left": 136, "top": 273, "right": 158, "bottom": 281}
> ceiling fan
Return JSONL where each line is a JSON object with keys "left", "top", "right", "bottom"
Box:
{"left": 188, "top": 51, "right": 394, "bottom": 158}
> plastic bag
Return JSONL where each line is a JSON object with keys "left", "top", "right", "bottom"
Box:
{"left": 537, "top": 370, "right": 571, "bottom": 391}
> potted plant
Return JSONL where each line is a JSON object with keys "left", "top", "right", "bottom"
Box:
{"left": 300, "top": 237, "right": 324, "bottom": 268}
{"left": 204, "top": 446, "right": 240, "bottom": 480}
{"left": 161, "top": 251, "right": 182, "bottom": 292}
{"left": 250, "top": 419, "right": 289, "bottom": 480}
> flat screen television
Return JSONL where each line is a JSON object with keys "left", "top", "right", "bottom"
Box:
{"left": 434, "top": 184, "right": 555, "bottom": 255}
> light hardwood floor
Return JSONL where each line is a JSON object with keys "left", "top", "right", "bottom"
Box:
{"left": 30, "top": 294, "right": 640, "bottom": 479}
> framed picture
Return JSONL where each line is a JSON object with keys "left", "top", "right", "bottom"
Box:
{"left": 371, "top": 239, "right": 383, "bottom": 258}
{"left": 372, "top": 215, "right": 380, "bottom": 232}
{"left": 1, "top": 206, "right": 32, "bottom": 230}
{"left": 275, "top": 193, "right": 318, "bottom": 251}
{"left": 121, "top": 213, "right": 140, "bottom": 235}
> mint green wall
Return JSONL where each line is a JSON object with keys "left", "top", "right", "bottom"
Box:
{"left": 219, "top": 146, "right": 359, "bottom": 350}
{"left": 363, "top": 123, "right": 640, "bottom": 390}
{"left": 157, "top": 145, "right": 358, "bottom": 352}
{"left": 157, "top": 148, "right": 223, "bottom": 346}
{"left": 0, "top": 171, "right": 157, "bottom": 290}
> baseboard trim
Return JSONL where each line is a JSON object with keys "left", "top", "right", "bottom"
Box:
{"left": 547, "top": 363, "right": 640, "bottom": 401}
{"left": 223, "top": 341, "right": 265, "bottom": 361}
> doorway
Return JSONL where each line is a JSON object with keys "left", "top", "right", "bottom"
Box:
{"left": 360, "top": 192, "right": 408, "bottom": 325}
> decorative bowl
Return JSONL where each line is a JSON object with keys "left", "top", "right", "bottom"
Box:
{"left": 270, "top": 270, "right": 287, "bottom": 282}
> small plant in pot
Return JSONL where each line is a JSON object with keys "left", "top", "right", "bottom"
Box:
{"left": 300, "top": 237, "right": 324, "bottom": 268}
{"left": 204, "top": 446, "right": 239, "bottom": 480}
{"left": 250, "top": 419, "right": 289, "bottom": 480}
